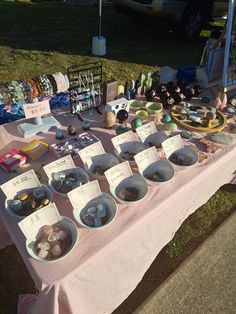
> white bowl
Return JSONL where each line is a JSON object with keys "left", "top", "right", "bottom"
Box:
{"left": 85, "top": 153, "right": 120, "bottom": 180}
{"left": 114, "top": 141, "right": 147, "bottom": 166}
{"left": 73, "top": 193, "right": 117, "bottom": 229}
{"left": 168, "top": 146, "right": 199, "bottom": 171}
{"left": 26, "top": 216, "right": 78, "bottom": 263}
{"left": 141, "top": 159, "right": 175, "bottom": 186}
{"left": 110, "top": 174, "right": 149, "bottom": 205}
{"left": 143, "top": 132, "right": 168, "bottom": 149}
{"left": 5, "top": 185, "right": 53, "bottom": 219}
{"left": 49, "top": 167, "right": 90, "bottom": 197}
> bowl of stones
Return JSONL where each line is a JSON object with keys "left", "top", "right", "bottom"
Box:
{"left": 141, "top": 159, "right": 174, "bottom": 186}
{"left": 85, "top": 153, "right": 120, "bottom": 180}
{"left": 49, "top": 167, "right": 90, "bottom": 197}
{"left": 26, "top": 217, "right": 78, "bottom": 263}
{"left": 5, "top": 185, "right": 53, "bottom": 219}
{"left": 73, "top": 193, "right": 117, "bottom": 229}
{"left": 115, "top": 142, "right": 147, "bottom": 166}
{"left": 167, "top": 146, "right": 199, "bottom": 170}
{"left": 143, "top": 132, "right": 168, "bottom": 149}
{"left": 110, "top": 174, "right": 149, "bottom": 205}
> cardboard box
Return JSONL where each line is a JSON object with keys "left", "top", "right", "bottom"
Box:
{"left": 0, "top": 150, "right": 27, "bottom": 172}
{"left": 20, "top": 140, "right": 49, "bottom": 160}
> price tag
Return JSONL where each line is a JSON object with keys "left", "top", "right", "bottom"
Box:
{"left": 136, "top": 122, "right": 157, "bottom": 143}
{"left": 104, "top": 161, "right": 133, "bottom": 187}
{"left": 23, "top": 99, "right": 51, "bottom": 119}
{"left": 1, "top": 169, "right": 41, "bottom": 199}
{"left": 134, "top": 147, "right": 159, "bottom": 172}
{"left": 67, "top": 180, "right": 102, "bottom": 212}
{"left": 43, "top": 155, "right": 76, "bottom": 180}
{"left": 18, "top": 203, "right": 62, "bottom": 242}
{"left": 78, "top": 141, "right": 105, "bottom": 167}
{"left": 161, "top": 134, "right": 184, "bottom": 158}
{"left": 111, "top": 131, "right": 135, "bottom": 154}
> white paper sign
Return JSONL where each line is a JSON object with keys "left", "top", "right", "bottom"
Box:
{"left": 1, "top": 169, "right": 41, "bottom": 199}
{"left": 111, "top": 131, "right": 136, "bottom": 154}
{"left": 161, "top": 134, "right": 184, "bottom": 158}
{"left": 134, "top": 147, "right": 159, "bottom": 172}
{"left": 43, "top": 155, "right": 76, "bottom": 180}
{"left": 104, "top": 161, "right": 133, "bottom": 187}
{"left": 136, "top": 122, "right": 157, "bottom": 143}
{"left": 18, "top": 203, "right": 62, "bottom": 242}
{"left": 78, "top": 141, "right": 105, "bottom": 167}
{"left": 23, "top": 99, "right": 51, "bottom": 119}
{"left": 67, "top": 180, "right": 102, "bottom": 212}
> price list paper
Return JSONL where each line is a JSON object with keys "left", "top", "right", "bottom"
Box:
{"left": 1, "top": 169, "right": 41, "bottom": 199}
{"left": 18, "top": 203, "right": 62, "bottom": 242}
{"left": 111, "top": 131, "right": 135, "bottom": 154}
{"left": 43, "top": 155, "right": 76, "bottom": 180}
{"left": 23, "top": 99, "right": 51, "bottom": 119}
{"left": 136, "top": 121, "right": 157, "bottom": 143}
{"left": 161, "top": 134, "right": 184, "bottom": 158}
{"left": 134, "top": 147, "right": 159, "bottom": 172}
{"left": 78, "top": 141, "right": 105, "bottom": 167}
{"left": 68, "top": 180, "right": 102, "bottom": 212}
{"left": 104, "top": 161, "right": 133, "bottom": 187}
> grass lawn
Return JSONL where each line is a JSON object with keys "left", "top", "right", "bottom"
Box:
{"left": 0, "top": 1, "right": 235, "bottom": 314}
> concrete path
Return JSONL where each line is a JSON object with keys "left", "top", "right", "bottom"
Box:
{"left": 135, "top": 211, "right": 236, "bottom": 314}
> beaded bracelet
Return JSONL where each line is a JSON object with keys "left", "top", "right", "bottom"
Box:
{"left": 47, "top": 74, "right": 57, "bottom": 94}
{"left": 36, "top": 74, "right": 54, "bottom": 98}
{"left": 52, "top": 72, "right": 69, "bottom": 93}
{"left": 7, "top": 81, "right": 25, "bottom": 103}
{"left": 27, "top": 79, "right": 39, "bottom": 99}
{"left": 21, "top": 80, "right": 34, "bottom": 103}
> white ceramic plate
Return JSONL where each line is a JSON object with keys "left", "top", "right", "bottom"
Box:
{"left": 110, "top": 174, "right": 149, "bottom": 205}
{"left": 49, "top": 167, "right": 90, "bottom": 197}
{"left": 26, "top": 216, "right": 78, "bottom": 263}
{"left": 73, "top": 193, "right": 117, "bottom": 229}
{"left": 5, "top": 185, "right": 53, "bottom": 219}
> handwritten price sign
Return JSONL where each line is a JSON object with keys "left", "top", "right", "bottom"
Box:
{"left": 43, "top": 155, "right": 76, "bottom": 180}
{"left": 161, "top": 134, "right": 184, "bottom": 158}
{"left": 19, "top": 203, "right": 62, "bottom": 242}
{"left": 79, "top": 141, "right": 105, "bottom": 166}
{"left": 23, "top": 99, "right": 51, "bottom": 119}
{"left": 0, "top": 169, "right": 41, "bottom": 199}
{"left": 68, "top": 180, "right": 102, "bottom": 212}
{"left": 134, "top": 147, "right": 159, "bottom": 172}
{"left": 104, "top": 161, "right": 133, "bottom": 187}
{"left": 111, "top": 131, "right": 135, "bottom": 154}
{"left": 136, "top": 122, "right": 157, "bottom": 143}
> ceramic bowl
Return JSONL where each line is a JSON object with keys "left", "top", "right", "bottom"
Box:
{"left": 5, "top": 185, "right": 53, "bottom": 219}
{"left": 49, "top": 167, "right": 90, "bottom": 197}
{"left": 141, "top": 160, "right": 174, "bottom": 186}
{"left": 26, "top": 216, "right": 78, "bottom": 263}
{"left": 73, "top": 193, "right": 117, "bottom": 229}
{"left": 145, "top": 102, "right": 163, "bottom": 115}
{"left": 114, "top": 141, "right": 147, "bottom": 166}
{"left": 110, "top": 174, "right": 149, "bottom": 205}
{"left": 85, "top": 153, "right": 120, "bottom": 180}
{"left": 143, "top": 132, "right": 168, "bottom": 149}
{"left": 129, "top": 100, "right": 146, "bottom": 112}
{"left": 136, "top": 110, "right": 149, "bottom": 121}
{"left": 168, "top": 146, "right": 199, "bottom": 170}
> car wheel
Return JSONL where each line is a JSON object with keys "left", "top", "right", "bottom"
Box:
{"left": 179, "top": 3, "right": 207, "bottom": 41}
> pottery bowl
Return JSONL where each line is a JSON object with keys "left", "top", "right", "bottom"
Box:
{"left": 141, "top": 160, "right": 174, "bottom": 186}
{"left": 145, "top": 102, "right": 163, "bottom": 115}
{"left": 168, "top": 146, "right": 199, "bottom": 170}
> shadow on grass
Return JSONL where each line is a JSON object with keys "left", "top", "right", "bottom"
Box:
{"left": 0, "top": 1, "right": 209, "bottom": 68}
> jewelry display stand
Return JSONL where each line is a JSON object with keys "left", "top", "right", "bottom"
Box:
{"left": 17, "top": 115, "right": 60, "bottom": 138}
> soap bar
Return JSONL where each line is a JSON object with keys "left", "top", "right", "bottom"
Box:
{"left": 20, "top": 140, "right": 48, "bottom": 160}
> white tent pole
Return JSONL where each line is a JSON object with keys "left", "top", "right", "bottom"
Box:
{"left": 99, "top": 0, "right": 102, "bottom": 37}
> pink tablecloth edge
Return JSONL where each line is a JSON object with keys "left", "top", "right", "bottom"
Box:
{"left": 18, "top": 294, "right": 37, "bottom": 314}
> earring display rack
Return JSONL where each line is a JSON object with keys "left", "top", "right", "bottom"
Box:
{"left": 67, "top": 62, "right": 103, "bottom": 119}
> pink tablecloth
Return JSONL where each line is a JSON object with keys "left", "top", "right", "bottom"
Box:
{"left": 0, "top": 107, "right": 236, "bottom": 314}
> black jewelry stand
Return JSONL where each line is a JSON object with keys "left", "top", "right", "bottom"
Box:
{"left": 67, "top": 62, "right": 103, "bottom": 120}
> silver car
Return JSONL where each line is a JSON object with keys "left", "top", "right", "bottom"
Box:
{"left": 112, "top": 0, "right": 229, "bottom": 40}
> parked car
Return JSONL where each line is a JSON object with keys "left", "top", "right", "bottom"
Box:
{"left": 112, "top": 0, "right": 229, "bottom": 40}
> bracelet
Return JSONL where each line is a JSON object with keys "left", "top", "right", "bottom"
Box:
{"left": 27, "top": 79, "right": 39, "bottom": 100}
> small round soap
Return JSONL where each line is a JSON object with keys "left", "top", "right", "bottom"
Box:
{"left": 117, "top": 109, "right": 129, "bottom": 123}
{"left": 68, "top": 124, "right": 76, "bottom": 135}
{"left": 166, "top": 122, "right": 178, "bottom": 132}
{"left": 131, "top": 118, "right": 142, "bottom": 131}
{"left": 55, "top": 130, "right": 64, "bottom": 140}
{"left": 82, "top": 120, "right": 90, "bottom": 131}
{"left": 116, "top": 124, "right": 129, "bottom": 135}
{"left": 162, "top": 113, "right": 171, "bottom": 123}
